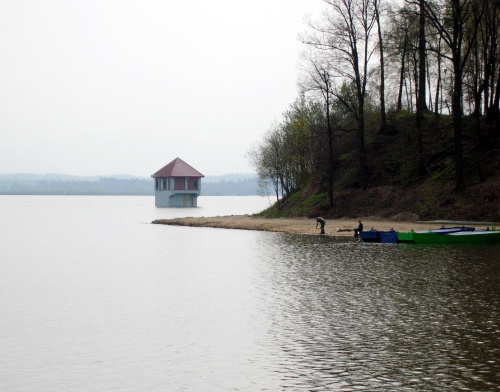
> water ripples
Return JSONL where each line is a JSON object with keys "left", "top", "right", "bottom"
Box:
{"left": 1, "top": 196, "right": 499, "bottom": 391}
{"left": 250, "top": 234, "right": 500, "bottom": 391}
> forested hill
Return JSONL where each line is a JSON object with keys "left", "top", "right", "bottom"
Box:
{"left": 249, "top": 0, "right": 500, "bottom": 223}
{"left": 253, "top": 112, "right": 500, "bottom": 222}
{"left": 0, "top": 174, "right": 260, "bottom": 196}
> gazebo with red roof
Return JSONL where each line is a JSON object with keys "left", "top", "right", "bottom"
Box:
{"left": 151, "top": 157, "right": 204, "bottom": 207}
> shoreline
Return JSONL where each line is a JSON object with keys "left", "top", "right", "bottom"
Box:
{"left": 151, "top": 215, "right": 495, "bottom": 236}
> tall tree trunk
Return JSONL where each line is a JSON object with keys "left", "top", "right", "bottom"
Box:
{"left": 325, "top": 79, "right": 335, "bottom": 207}
{"left": 397, "top": 38, "right": 407, "bottom": 111}
{"left": 494, "top": 67, "right": 500, "bottom": 134}
{"left": 452, "top": 65, "right": 465, "bottom": 192}
{"left": 485, "top": 0, "right": 499, "bottom": 116}
{"left": 472, "top": 43, "right": 484, "bottom": 140}
{"left": 358, "top": 108, "right": 367, "bottom": 190}
{"left": 418, "top": 0, "right": 427, "bottom": 112}
{"left": 415, "top": 113, "right": 425, "bottom": 174}
{"left": 427, "top": 62, "right": 433, "bottom": 110}
{"left": 451, "top": 0, "right": 465, "bottom": 192}
{"left": 434, "top": 38, "right": 442, "bottom": 114}
{"left": 414, "top": 0, "right": 426, "bottom": 175}
{"left": 375, "top": 0, "right": 386, "bottom": 129}
{"left": 356, "top": 60, "right": 367, "bottom": 189}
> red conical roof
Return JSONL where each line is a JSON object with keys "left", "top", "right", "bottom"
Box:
{"left": 151, "top": 157, "right": 204, "bottom": 178}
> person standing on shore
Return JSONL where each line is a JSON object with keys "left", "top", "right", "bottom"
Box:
{"left": 354, "top": 220, "right": 363, "bottom": 237}
{"left": 316, "top": 217, "right": 326, "bottom": 235}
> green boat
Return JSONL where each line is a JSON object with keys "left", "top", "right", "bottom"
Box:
{"left": 397, "top": 228, "right": 500, "bottom": 245}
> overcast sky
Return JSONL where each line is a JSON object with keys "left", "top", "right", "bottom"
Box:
{"left": 0, "top": 0, "right": 324, "bottom": 177}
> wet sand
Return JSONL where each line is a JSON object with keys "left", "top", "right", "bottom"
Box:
{"left": 151, "top": 216, "right": 494, "bottom": 236}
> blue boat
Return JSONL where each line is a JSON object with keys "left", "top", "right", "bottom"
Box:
{"left": 359, "top": 229, "right": 398, "bottom": 243}
{"left": 359, "top": 230, "right": 380, "bottom": 242}
{"left": 379, "top": 231, "right": 398, "bottom": 243}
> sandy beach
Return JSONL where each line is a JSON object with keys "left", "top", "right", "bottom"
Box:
{"left": 151, "top": 215, "right": 494, "bottom": 236}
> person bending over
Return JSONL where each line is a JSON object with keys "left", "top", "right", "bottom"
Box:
{"left": 316, "top": 217, "right": 326, "bottom": 235}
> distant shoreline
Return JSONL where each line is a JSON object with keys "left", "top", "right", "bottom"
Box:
{"left": 0, "top": 173, "right": 260, "bottom": 196}
{"left": 151, "top": 216, "right": 495, "bottom": 236}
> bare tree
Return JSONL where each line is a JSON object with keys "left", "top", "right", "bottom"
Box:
{"left": 300, "top": 52, "right": 335, "bottom": 206}
{"left": 482, "top": 0, "right": 500, "bottom": 132}
{"left": 248, "top": 99, "right": 319, "bottom": 206}
{"left": 304, "top": 0, "right": 377, "bottom": 189}
{"left": 385, "top": 5, "right": 419, "bottom": 111}
{"left": 247, "top": 127, "right": 283, "bottom": 206}
{"left": 424, "top": 0, "right": 486, "bottom": 191}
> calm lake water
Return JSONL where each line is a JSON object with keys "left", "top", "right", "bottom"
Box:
{"left": 1, "top": 195, "right": 499, "bottom": 391}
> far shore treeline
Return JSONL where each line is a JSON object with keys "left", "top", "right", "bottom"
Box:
{"left": 248, "top": 0, "right": 500, "bottom": 222}
{"left": 0, "top": 174, "right": 260, "bottom": 196}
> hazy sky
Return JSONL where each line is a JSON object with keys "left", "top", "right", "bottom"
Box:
{"left": 1, "top": 0, "right": 324, "bottom": 177}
